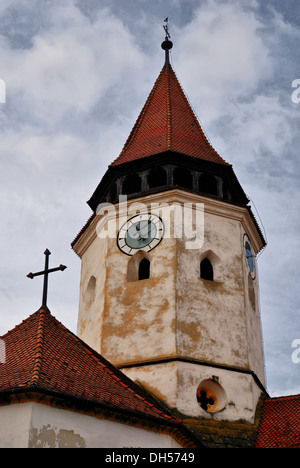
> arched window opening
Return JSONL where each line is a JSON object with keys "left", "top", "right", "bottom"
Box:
{"left": 138, "top": 258, "right": 150, "bottom": 280}
{"left": 200, "top": 258, "right": 214, "bottom": 281}
{"left": 222, "top": 183, "right": 231, "bottom": 201}
{"left": 85, "top": 275, "right": 96, "bottom": 307}
{"left": 122, "top": 173, "right": 141, "bottom": 195}
{"left": 127, "top": 251, "right": 152, "bottom": 282}
{"left": 173, "top": 167, "right": 193, "bottom": 190}
{"left": 198, "top": 174, "right": 218, "bottom": 196}
{"left": 109, "top": 182, "right": 118, "bottom": 202}
{"left": 148, "top": 167, "right": 167, "bottom": 189}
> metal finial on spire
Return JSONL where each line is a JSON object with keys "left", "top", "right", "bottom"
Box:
{"left": 163, "top": 18, "right": 171, "bottom": 39}
{"left": 161, "top": 17, "right": 173, "bottom": 65}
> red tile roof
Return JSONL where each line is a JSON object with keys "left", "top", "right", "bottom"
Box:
{"left": 0, "top": 307, "right": 180, "bottom": 424}
{"left": 111, "top": 63, "right": 230, "bottom": 167}
{"left": 256, "top": 394, "right": 300, "bottom": 448}
{"left": 2, "top": 307, "right": 298, "bottom": 448}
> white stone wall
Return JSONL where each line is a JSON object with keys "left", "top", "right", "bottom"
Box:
{"left": 74, "top": 190, "right": 266, "bottom": 423}
{"left": 123, "top": 361, "right": 262, "bottom": 424}
{"left": 0, "top": 402, "right": 181, "bottom": 448}
{"left": 0, "top": 402, "right": 32, "bottom": 448}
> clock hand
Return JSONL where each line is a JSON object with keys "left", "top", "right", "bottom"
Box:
{"left": 139, "top": 221, "right": 152, "bottom": 239}
{"left": 128, "top": 223, "right": 141, "bottom": 239}
{"left": 129, "top": 231, "right": 140, "bottom": 239}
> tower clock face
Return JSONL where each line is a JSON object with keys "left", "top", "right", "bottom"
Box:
{"left": 117, "top": 213, "right": 164, "bottom": 256}
{"left": 243, "top": 234, "right": 256, "bottom": 279}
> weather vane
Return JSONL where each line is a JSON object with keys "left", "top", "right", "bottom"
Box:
{"left": 163, "top": 17, "right": 171, "bottom": 39}
{"left": 27, "top": 249, "right": 67, "bottom": 308}
{"left": 162, "top": 17, "right": 173, "bottom": 65}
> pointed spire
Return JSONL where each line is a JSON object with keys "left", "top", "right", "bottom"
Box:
{"left": 110, "top": 32, "right": 229, "bottom": 168}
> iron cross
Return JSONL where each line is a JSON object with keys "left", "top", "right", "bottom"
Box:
{"left": 27, "top": 249, "right": 67, "bottom": 308}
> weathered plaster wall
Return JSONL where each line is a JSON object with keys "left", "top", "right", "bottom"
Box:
{"left": 77, "top": 234, "right": 108, "bottom": 351}
{"left": 123, "top": 361, "right": 262, "bottom": 423}
{"left": 0, "top": 402, "right": 32, "bottom": 448}
{"left": 244, "top": 272, "right": 265, "bottom": 385}
{"left": 124, "top": 361, "right": 179, "bottom": 411}
{"left": 176, "top": 207, "right": 265, "bottom": 383}
{"left": 175, "top": 361, "right": 262, "bottom": 422}
{"left": 101, "top": 234, "right": 177, "bottom": 366}
{"left": 0, "top": 402, "right": 181, "bottom": 448}
{"left": 75, "top": 190, "right": 266, "bottom": 423}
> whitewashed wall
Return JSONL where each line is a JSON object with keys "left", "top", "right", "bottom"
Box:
{"left": 0, "top": 402, "right": 181, "bottom": 448}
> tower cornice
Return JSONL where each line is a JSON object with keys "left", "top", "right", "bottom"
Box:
{"left": 72, "top": 189, "right": 265, "bottom": 259}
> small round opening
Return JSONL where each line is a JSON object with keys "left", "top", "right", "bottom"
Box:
{"left": 197, "top": 379, "right": 227, "bottom": 413}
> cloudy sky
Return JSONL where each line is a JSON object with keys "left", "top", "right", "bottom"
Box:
{"left": 0, "top": 0, "right": 299, "bottom": 398}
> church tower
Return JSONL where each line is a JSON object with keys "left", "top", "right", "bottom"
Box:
{"left": 72, "top": 34, "right": 266, "bottom": 424}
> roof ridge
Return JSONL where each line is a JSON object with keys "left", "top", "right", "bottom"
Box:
{"left": 165, "top": 64, "right": 172, "bottom": 151}
{"left": 111, "top": 66, "right": 165, "bottom": 167}
{"left": 21, "top": 308, "right": 178, "bottom": 421}
{"left": 50, "top": 316, "right": 178, "bottom": 420}
{"left": 1, "top": 307, "right": 47, "bottom": 339}
{"left": 30, "top": 307, "right": 47, "bottom": 386}
{"left": 168, "top": 65, "right": 229, "bottom": 164}
{"left": 267, "top": 393, "right": 300, "bottom": 401}
{"left": 1, "top": 307, "right": 180, "bottom": 423}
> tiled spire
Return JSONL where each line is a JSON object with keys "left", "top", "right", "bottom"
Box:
{"left": 110, "top": 38, "right": 229, "bottom": 167}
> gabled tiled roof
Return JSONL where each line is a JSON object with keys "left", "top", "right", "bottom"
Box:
{"left": 255, "top": 394, "right": 300, "bottom": 448}
{"left": 0, "top": 307, "right": 180, "bottom": 425}
{"left": 2, "top": 309, "right": 298, "bottom": 448}
{"left": 110, "top": 63, "right": 229, "bottom": 167}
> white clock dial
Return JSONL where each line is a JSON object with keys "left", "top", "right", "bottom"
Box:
{"left": 117, "top": 213, "right": 164, "bottom": 256}
{"left": 243, "top": 234, "right": 256, "bottom": 279}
